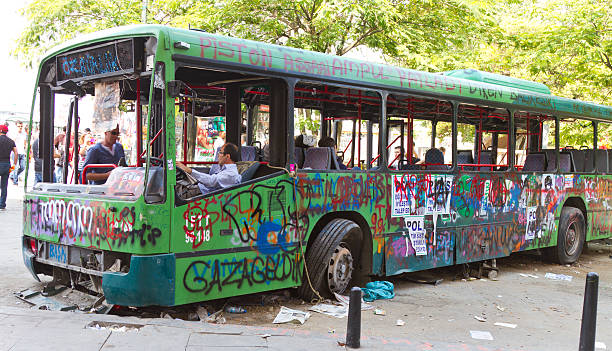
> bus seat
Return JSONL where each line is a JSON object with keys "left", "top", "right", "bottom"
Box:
{"left": 303, "top": 147, "right": 331, "bottom": 169}
{"left": 236, "top": 161, "right": 260, "bottom": 182}
{"left": 424, "top": 148, "right": 448, "bottom": 170}
{"left": 595, "top": 149, "right": 608, "bottom": 173}
{"left": 478, "top": 150, "right": 493, "bottom": 171}
{"left": 457, "top": 150, "right": 474, "bottom": 171}
{"left": 522, "top": 152, "right": 546, "bottom": 172}
{"left": 241, "top": 146, "right": 257, "bottom": 161}
{"left": 542, "top": 149, "right": 556, "bottom": 171}
{"left": 329, "top": 147, "right": 341, "bottom": 170}
{"left": 559, "top": 152, "right": 573, "bottom": 172}
{"left": 583, "top": 149, "right": 595, "bottom": 172}
{"left": 569, "top": 150, "right": 585, "bottom": 172}
{"left": 294, "top": 147, "right": 305, "bottom": 168}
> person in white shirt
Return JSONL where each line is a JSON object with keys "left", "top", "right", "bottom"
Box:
{"left": 9, "top": 122, "right": 27, "bottom": 185}
{"left": 176, "top": 142, "right": 241, "bottom": 195}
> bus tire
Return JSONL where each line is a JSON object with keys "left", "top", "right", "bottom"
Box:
{"left": 297, "top": 219, "right": 362, "bottom": 301}
{"left": 547, "top": 207, "right": 585, "bottom": 265}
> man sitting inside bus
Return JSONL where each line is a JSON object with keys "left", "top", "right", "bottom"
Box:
{"left": 82, "top": 124, "right": 125, "bottom": 184}
{"left": 176, "top": 143, "right": 241, "bottom": 195}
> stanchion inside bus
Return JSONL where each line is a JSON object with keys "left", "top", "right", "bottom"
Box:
{"left": 579, "top": 272, "right": 598, "bottom": 351}
{"left": 346, "top": 287, "right": 362, "bottom": 349}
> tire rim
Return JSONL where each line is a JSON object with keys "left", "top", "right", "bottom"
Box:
{"left": 565, "top": 221, "right": 579, "bottom": 257}
{"left": 327, "top": 244, "right": 354, "bottom": 294}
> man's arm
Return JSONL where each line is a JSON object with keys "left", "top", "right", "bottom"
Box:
{"left": 83, "top": 147, "right": 111, "bottom": 182}
{"left": 12, "top": 147, "right": 18, "bottom": 166}
{"left": 176, "top": 162, "right": 217, "bottom": 188}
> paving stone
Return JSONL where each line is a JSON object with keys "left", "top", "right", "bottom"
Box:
{"left": 188, "top": 332, "right": 267, "bottom": 347}
{"left": 9, "top": 329, "right": 110, "bottom": 351}
{"left": 101, "top": 325, "right": 191, "bottom": 350}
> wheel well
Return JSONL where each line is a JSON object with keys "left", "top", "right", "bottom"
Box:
{"left": 563, "top": 197, "right": 587, "bottom": 231}
{"left": 307, "top": 212, "right": 373, "bottom": 275}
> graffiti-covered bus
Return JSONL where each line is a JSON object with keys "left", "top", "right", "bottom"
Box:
{"left": 22, "top": 25, "right": 612, "bottom": 306}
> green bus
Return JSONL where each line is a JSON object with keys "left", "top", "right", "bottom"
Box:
{"left": 23, "top": 25, "right": 612, "bottom": 307}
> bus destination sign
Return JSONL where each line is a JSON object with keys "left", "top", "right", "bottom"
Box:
{"left": 56, "top": 39, "right": 140, "bottom": 84}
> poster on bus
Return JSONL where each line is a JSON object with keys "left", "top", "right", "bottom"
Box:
{"left": 392, "top": 174, "right": 452, "bottom": 217}
{"left": 525, "top": 206, "right": 538, "bottom": 240}
{"left": 403, "top": 216, "right": 427, "bottom": 256}
{"left": 194, "top": 116, "right": 225, "bottom": 162}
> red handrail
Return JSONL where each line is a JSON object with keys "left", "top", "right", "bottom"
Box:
{"left": 81, "top": 164, "right": 117, "bottom": 184}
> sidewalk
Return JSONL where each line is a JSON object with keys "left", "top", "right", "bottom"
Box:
{"left": 0, "top": 305, "right": 513, "bottom": 351}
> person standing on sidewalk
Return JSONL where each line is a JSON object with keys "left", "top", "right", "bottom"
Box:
{"left": 0, "top": 125, "right": 18, "bottom": 210}
{"left": 9, "top": 122, "right": 26, "bottom": 185}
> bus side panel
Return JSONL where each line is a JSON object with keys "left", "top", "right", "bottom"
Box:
{"left": 172, "top": 173, "right": 303, "bottom": 304}
{"left": 585, "top": 175, "right": 612, "bottom": 240}
{"left": 385, "top": 173, "right": 456, "bottom": 275}
{"left": 24, "top": 194, "right": 170, "bottom": 254}
{"left": 452, "top": 173, "right": 553, "bottom": 264}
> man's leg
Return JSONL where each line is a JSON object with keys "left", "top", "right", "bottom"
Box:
{"left": 0, "top": 163, "right": 10, "bottom": 209}
{"left": 16, "top": 154, "right": 26, "bottom": 181}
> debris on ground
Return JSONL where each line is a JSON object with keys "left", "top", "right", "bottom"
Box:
{"left": 519, "top": 273, "right": 539, "bottom": 278}
{"left": 374, "top": 308, "right": 386, "bottom": 316}
{"left": 470, "top": 330, "right": 494, "bottom": 340}
{"left": 396, "top": 319, "right": 405, "bottom": 326}
{"left": 309, "top": 303, "right": 347, "bottom": 318}
{"left": 544, "top": 273, "right": 573, "bottom": 282}
{"left": 225, "top": 306, "right": 247, "bottom": 314}
{"left": 195, "top": 306, "right": 208, "bottom": 321}
{"left": 362, "top": 281, "right": 395, "bottom": 302}
{"left": 494, "top": 322, "right": 517, "bottom": 328}
{"left": 259, "top": 334, "right": 271, "bottom": 339}
{"left": 205, "top": 309, "right": 226, "bottom": 324}
{"left": 595, "top": 341, "right": 607, "bottom": 350}
{"left": 495, "top": 305, "right": 506, "bottom": 312}
{"left": 272, "top": 306, "right": 310, "bottom": 324}
{"left": 334, "top": 292, "right": 374, "bottom": 310}
{"left": 86, "top": 321, "right": 142, "bottom": 332}
{"left": 404, "top": 274, "right": 444, "bottom": 286}
{"left": 474, "top": 315, "right": 487, "bottom": 322}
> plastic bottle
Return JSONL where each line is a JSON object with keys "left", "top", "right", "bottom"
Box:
{"left": 225, "top": 306, "right": 247, "bottom": 314}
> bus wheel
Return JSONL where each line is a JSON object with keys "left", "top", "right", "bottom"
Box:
{"left": 298, "top": 219, "right": 362, "bottom": 301}
{"left": 547, "top": 207, "right": 585, "bottom": 265}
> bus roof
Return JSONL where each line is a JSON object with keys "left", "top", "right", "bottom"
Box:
{"left": 442, "top": 69, "right": 552, "bottom": 95}
{"left": 42, "top": 24, "right": 612, "bottom": 122}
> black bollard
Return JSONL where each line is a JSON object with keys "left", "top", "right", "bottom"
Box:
{"left": 346, "top": 287, "right": 362, "bottom": 348}
{"left": 579, "top": 272, "right": 599, "bottom": 351}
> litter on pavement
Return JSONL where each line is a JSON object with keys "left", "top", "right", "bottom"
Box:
{"left": 595, "top": 341, "right": 606, "bottom": 349}
{"left": 361, "top": 281, "right": 395, "bottom": 302}
{"left": 544, "top": 273, "right": 573, "bottom": 282}
{"left": 309, "top": 304, "right": 347, "bottom": 318}
{"left": 470, "top": 330, "right": 494, "bottom": 340}
{"left": 273, "top": 306, "right": 311, "bottom": 324}
{"left": 519, "top": 273, "right": 539, "bottom": 278}
{"left": 334, "top": 292, "right": 374, "bottom": 310}
{"left": 494, "top": 322, "right": 517, "bottom": 328}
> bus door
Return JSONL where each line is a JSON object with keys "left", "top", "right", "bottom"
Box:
{"left": 384, "top": 93, "right": 455, "bottom": 274}
{"left": 169, "top": 71, "right": 298, "bottom": 304}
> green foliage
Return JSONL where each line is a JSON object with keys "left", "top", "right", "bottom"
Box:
{"left": 14, "top": 0, "right": 612, "bottom": 146}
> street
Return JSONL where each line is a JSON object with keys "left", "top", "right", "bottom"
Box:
{"left": 1, "top": 185, "right": 611, "bottom": 350}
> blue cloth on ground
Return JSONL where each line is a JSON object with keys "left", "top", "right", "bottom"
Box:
{"left": 361, "top": 281, "right": 394, "bottom": 302}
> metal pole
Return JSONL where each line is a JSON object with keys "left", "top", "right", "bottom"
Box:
{"left": 345, "top": 287, "right": 362, "bottom": 348}
{"left": 579, "top": 272, "right": 599, "bottom": 351}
